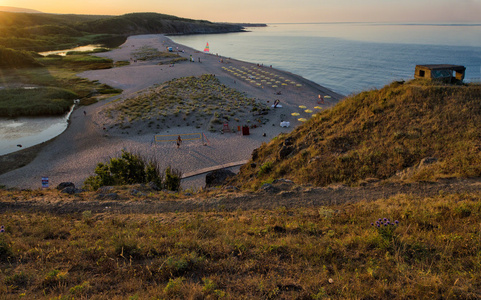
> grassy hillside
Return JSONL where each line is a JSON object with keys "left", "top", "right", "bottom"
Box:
{"left": 230, "top": 80, "right": 481, "bottom": 190}
{"left": 0, "top": 11, "right": 243, "bottom": 52}
{"left": 0, "top": 187, "right": 480, "bottom": 298}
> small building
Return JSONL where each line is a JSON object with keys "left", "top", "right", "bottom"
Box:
{"left": 414, "top": 64, "right": 466, "bottom": 83}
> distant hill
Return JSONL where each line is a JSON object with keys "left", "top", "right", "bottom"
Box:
{"left": 229, "top": 80, "right": 481, "bottom": 189}
{"left": 0, "top": 12, "right": 244, "bottom": 52}
{"left": 0, "top": 6, "right": 42, "bottom": 13}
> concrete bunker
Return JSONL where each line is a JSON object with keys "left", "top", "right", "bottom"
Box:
{"left": 414, "top": 64, "right": 466, "bottom": 83}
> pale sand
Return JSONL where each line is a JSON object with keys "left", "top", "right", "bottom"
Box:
{"left": 0, "top": 34, "right": 343, "bottom": 190}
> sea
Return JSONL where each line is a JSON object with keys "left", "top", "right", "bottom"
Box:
{"left": 1, "top": 23, "right": 480, "bottom": 155}
{"left": 170, "top": 22, "right": 481, "bottom": 96}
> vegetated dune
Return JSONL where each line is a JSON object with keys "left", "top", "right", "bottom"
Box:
{"left": 229, "top": 80, "right": 481, "bottom": 189}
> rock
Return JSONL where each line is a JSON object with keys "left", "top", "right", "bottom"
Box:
{"left": 205, "top": 169, "right": 236, "bottom": 187}
{"left": 419, "top": 157, "right": 437, "bottom": 168}
{"left": 130, "top": 189, "right": 145, "bottom": 197}
{"left": 278, "top": 145, "right": 294, "bottom": 160}
{"left": 96, "top": 193, "right": 119, "bottom": 200}
{"left": 283, "top": 137, "right": 294, "bottom": 146}
{"left": 148, "top": 181, "right": 162, "bottom": 191}
{"left": 261, "top": 183, "right": 279, "bottom": 193}
{"left": 57, "top": 182, "right": 75, "bottom": 190}
{"left": 61, "top": 187, "right": 82, "bottom": 194}
{"left": 251, "top": 148, "right": 259, "bottom": 160}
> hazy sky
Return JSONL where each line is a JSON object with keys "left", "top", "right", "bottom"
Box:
{"left": 2, "top": 0, "right": 481, "bottom": 23}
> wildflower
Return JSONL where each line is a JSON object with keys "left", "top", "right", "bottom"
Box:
{"left": 395, "top": 220, "right": 399, "bottom": 224}
{"left": 0, "top": 225, "right": 4, "bottom": 233}
{"left": 371, "top": 223, "right": 374, "bottom": 226}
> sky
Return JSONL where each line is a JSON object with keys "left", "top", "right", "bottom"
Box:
{"left": 1, "top": 0, "right": 481, "bottom": 23}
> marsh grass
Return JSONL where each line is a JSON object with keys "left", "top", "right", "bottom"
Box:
{"left": 104, "top": 74, "right": 269, "bottom": 131}
{"left": 0, "top": 53, "right": 122, "bottom": 116}
{"left": 0, "top": 189, "right": 480, "bottom": 298}
{"left": 232, "top": 80, "right": 481, "bottom": 189}
{"left": 0, "top": 87, "right": 77, "bottom": 117}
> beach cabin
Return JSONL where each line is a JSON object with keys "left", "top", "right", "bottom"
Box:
{"left": 414, "top": 64, "right": 466, "bottom": 83}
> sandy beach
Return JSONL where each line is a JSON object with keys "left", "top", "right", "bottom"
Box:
{"left": 0, "top": 34, "right": 343, "bottom": 190}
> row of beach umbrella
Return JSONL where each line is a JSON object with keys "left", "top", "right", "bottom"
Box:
{"left": 222, "top": 65, "right": 303, "bottom": 88}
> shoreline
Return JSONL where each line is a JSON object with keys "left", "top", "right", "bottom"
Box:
{"left": 0, "top": 34, "right": 343, "bottom": 190}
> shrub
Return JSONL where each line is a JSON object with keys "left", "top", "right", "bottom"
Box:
{"left": 83, "top": 151, "right": 179, "bottom": 191}
{"left": 165, "top": 166, "right": 182, "bottom": 191}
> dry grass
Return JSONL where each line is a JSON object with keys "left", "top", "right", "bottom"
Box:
{"left": 231, "top": 80, "right": 481, "bottom": 189}
{"left": 0, "top": 188, "right": 480, "bottom": 299}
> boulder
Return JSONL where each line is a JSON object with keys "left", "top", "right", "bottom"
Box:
{"left": 278, "top": 145, "right": 294, "bottom": 160}
{"left": 57, "top": 182, "right": 75, "bottom": 190}
{"left": 205, "top": 169, "right": 236, "bottom": 187}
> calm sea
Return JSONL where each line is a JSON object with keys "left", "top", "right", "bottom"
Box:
{"left": 170, "top": 23, "right": 481, "bottom": 95}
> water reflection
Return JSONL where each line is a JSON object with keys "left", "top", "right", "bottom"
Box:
{"left": 39, "top": 44, "right": 103, "bottom": 56}
{"left": 0, "top": 106, "right": 74, "bottom": 156}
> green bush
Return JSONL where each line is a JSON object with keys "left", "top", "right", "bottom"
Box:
{"left": 83, "top": 151, "right": 180, "bottom": 191}
{"left": 165, "top": 166, "right": 182, "bottom": 191}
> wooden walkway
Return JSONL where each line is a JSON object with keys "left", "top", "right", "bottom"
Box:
{"left": 181, "top": 160, "right": 248, "bottom": 179}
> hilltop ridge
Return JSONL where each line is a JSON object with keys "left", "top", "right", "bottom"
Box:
{"left": 0, "top": 11, "right": 244, "bottom": 52}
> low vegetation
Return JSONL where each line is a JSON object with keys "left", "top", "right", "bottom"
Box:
{"left": 230, "top": 80, "right": 481, "bottom": 189}
{"left": 0, "top": 87, "right": 78, "bottom": 117}
{"left": 0, "top": 50, "right": 121, "bottom": 116}
{"left": 103, "top": 74, "right": 269, "bottom": 132}
{"left": 0, "top": 189, "right": 480, "bottom": 298}
{"left": 0, "top": 46, "right": 42, "bottom": 68}
{"left": 83, "top": 150, "right": 182, "bottom": 191}
{"left": 131, "top": 45, "right": 180, "bottom": 61}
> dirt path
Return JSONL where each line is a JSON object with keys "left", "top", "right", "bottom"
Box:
{"left": 2, "top": 177, "right": 481, "bottom": 215}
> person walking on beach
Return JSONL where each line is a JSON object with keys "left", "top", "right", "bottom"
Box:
{"left": 176, "top": 135, "right": 182, "bottom": 148}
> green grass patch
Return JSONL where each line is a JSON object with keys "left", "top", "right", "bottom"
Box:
{"left": 0, "top": 87, "right": 77, "bottom": 117}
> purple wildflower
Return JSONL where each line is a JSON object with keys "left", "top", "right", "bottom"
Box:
{"left": 383, "top": 218, "right": 388, "bottom": 222}
{"left": 395, "top": 220, "right": 399, "bottom": 225}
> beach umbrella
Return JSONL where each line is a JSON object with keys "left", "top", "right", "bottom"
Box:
{"left": 298, "top": 118, "right": 307, "bottom": 122}
{"left": 282, "top": 83, "right": 288, "bottom": 86}
{"left": 305, "top": 109, "right": 313, "bottom": 113}
{"left": 299, "top": 105, "right": 307, "bottom": 109}
{"left": 312, "top": 114, "right": 318, "bottom": 117}
{"left": 291, "top": 112, "right": 300, "bottom": 116}
{"left": 296, "top": 84, "right": 303, "bottom": 87}
{"left": 272, "top": 85, "right": 278, "bottom": 88}
{"left": 256, "top": 83, "right": 262, "bottom": 86}
{"left": 324, "top": 95, "right": 331, "bottom": 99}
{"left": 314, "top": 106, "right": 323, "bottom": 110}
